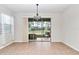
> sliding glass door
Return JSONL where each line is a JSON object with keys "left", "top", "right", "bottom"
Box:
{"left": 28, "top": 18, "right": 51, "bottom": 42}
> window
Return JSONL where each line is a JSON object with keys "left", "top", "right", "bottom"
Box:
{"left": 1, "top": 13, "right": 12, "bottom": 33}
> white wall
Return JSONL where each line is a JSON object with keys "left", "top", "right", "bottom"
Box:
{"left": 62, "top": 5, "right": 79, "bottom": 51}
{"left": 0, "top": 5, "right": 14, "bottom": 48}
{"left": 0, "top": 5, "right": 14, "bottom": 16}
{"left": 14, "top": 13, "right": 62, "bottom": 42}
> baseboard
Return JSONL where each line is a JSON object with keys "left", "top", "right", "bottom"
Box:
{"left": 0, "top": 41, "right": 13, "bottom": 49}
{"left": 62, "top": 41, "right": 79, "bottom": 52}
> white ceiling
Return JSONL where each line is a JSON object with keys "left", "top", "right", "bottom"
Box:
{"left": 1, "top": 4, "right": 70, "bottom": 13}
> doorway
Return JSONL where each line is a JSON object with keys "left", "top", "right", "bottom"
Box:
{"left": 28, "top": 18, "right": 51, "bottom": 42}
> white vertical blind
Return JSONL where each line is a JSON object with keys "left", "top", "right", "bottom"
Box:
{"left": 1, "top": 13, "right": 11, "bottom": 33}
{"left": 0, "top": 13, "right": 14, "bottom": 45}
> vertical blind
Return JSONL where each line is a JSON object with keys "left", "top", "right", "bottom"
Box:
{"left": 0, "top": 13, "right": 14, "bottom": 45}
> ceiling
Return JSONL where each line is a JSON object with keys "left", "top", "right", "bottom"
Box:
{"left": 1, "top": 4, "right": 70, "bottom": 13}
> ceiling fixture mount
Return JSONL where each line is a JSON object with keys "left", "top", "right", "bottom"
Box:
{"left": 34, "top": 4, "right": 41, "bottom": 20}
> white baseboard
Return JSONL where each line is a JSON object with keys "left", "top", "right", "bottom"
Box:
{"left": 0, "top": 41, "right": 13, "bottom": 49}
{"left": 62, "top": 41, "right": 79, "bottom": 52}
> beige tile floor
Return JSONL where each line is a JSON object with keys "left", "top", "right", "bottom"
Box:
{"left": 0, "top": 42, "right": 79, "bottom": 55}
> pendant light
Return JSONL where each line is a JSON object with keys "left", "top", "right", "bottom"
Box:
{"left": 34, "top": 4, "right": 41, "bottom": 20}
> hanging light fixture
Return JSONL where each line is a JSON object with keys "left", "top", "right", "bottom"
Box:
{"left": 34, "top": 4, "right": 41, "bottom": 20}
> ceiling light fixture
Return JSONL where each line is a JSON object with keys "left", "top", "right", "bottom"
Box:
{"left": 34, "top": 4, "right": 41, "bottom": 20}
